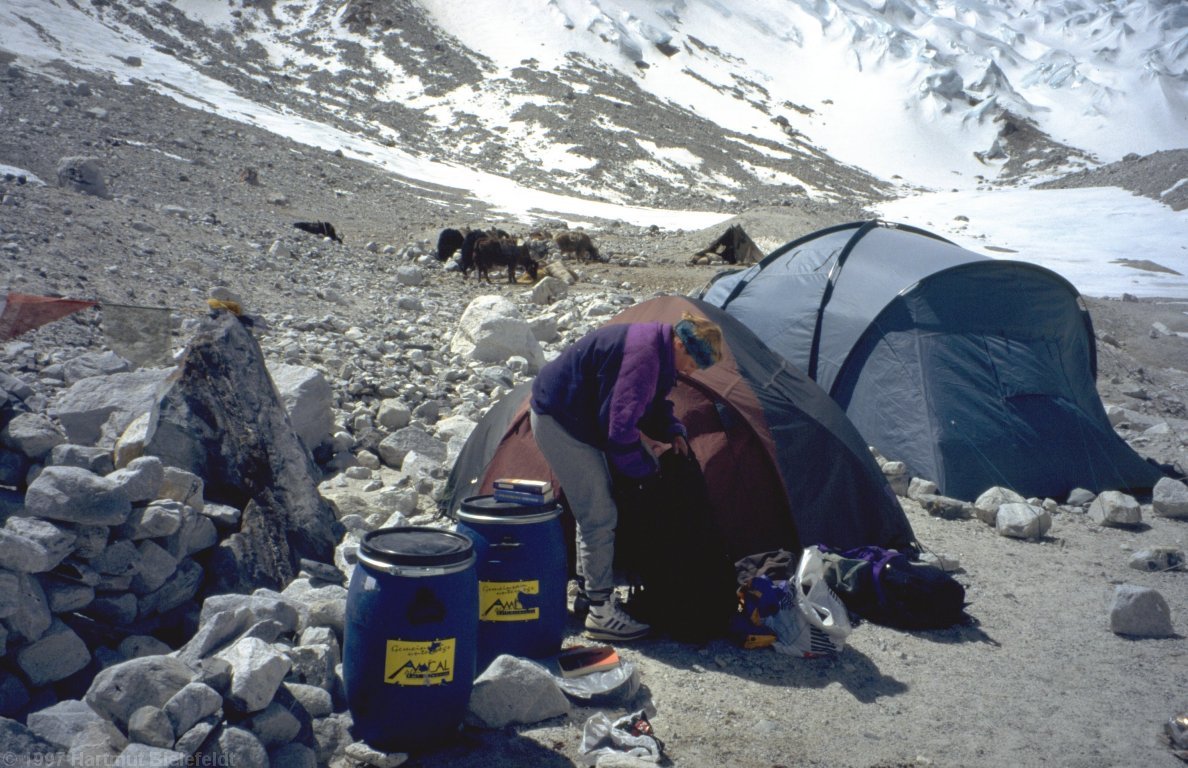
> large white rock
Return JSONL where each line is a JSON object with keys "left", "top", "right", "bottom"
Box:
{"left": 0, "top": 516, "right": 76, "bottom": 573}
{"left": 163, "top": 682, "right": 224, "bottom": 739}
{"left": 1088, "top": 490, "right": 1142, "bottom": 527}
{"left": 107, "top": 456, "right": 165, "bottom": 504}
{"left": 268, "top": 362, "right": 335, "bottom": 453}
{"left": 974, "top": 486, "right": 1027, "bottom": 525}
{"left": 995, "top": 502, "right": 1052, "bottom": 540}
{"left": 1152, "top": 477, "right": 1188, "bottom": 519}
{"left": 85, "top": 655, "right": 195, "bottom": 731}
{"left": 448, "top": 295, "right": 546, "bottom": 372}
{"left": 465, "top": 655, "right": 570, "bottom": 729}
{"left": 1, "top": 412, "right": 65, "bottom": 460}
{"left": 48, "top": 369, "right": 173, "bottom": 447}
{"left": 1110, "top": 585, "right": 1174, "bottom": 638}
{"left": 215, "top": 637, "right": 292, "bottom": 713}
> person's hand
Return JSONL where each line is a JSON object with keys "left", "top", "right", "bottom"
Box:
{"left": 672, "top": 434, "right": 691, "bottom": 457}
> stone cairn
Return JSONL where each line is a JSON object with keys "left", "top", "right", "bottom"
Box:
{"left": 0, "top": 271, "right": 595, "bottom": 766}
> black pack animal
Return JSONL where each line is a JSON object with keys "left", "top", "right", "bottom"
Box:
{"left": 293, "top": 221, "right": 342, "bottom": 243}
{"left": 458, "top": 230, "right": 485, "bottom": 275}
{"left": 436, "top": 227, "right": 466, "bottom": 261}
{"left": 473, "top": 236, "right": 539, "bottom": 284}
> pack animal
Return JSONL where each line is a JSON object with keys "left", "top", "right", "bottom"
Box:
{"left": 293, "top": 221, "right": 343, "bottom": 243}
{"left": 458, "top": 229, "right": 512, "bottom": 277}
{"left": 554, "top": 231, "right": 600, "bottom": 262}
{"left": 474, "top": 236, "right": 539, "bottom": 284}
{"left": 436, "top": 227, "right": 466, "bottom": 261}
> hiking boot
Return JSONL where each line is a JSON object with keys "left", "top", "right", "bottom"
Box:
{"left": 584, "top": 597, "right": 650, "bottom": 641}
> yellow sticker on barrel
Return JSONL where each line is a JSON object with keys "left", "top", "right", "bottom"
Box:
{"left": 384, "top": 638, "right": 456, "bottom": 686}
{"left": 479, "top": 580, "right": 540, "bottom": 622}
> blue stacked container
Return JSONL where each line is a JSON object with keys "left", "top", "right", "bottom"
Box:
{"left": 343, "top": 526, "right": 477, "bottom": 752}
{"left": 455, "top": 495, "right": 567, "bottom": 672}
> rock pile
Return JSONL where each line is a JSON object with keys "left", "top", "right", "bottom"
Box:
{"left": 1, "top": 246, "right": 1185, "bottom": 765}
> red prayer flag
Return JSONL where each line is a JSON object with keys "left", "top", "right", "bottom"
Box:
{"left": 0, "top": 293, "right": 98, "bottom": 340}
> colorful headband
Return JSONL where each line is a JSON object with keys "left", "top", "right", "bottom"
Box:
{"left": 675, "top": 320, "right": 717, "bottom": 369}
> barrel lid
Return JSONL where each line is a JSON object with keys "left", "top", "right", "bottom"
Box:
{"left": 461, "top": 494, "right": 560, "bottom": 515}
{"left": 360, "top": 526, "right": 474, "bottom": 567}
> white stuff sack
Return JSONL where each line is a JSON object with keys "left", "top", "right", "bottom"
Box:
{"left": 764, "top": 546, "right": 854, "bottom": 657}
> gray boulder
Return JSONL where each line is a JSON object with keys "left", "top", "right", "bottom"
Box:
{"left": 1152, "top": 477, "right": 1188, "bottom": 519}
{"left": 215, "top": 637, "right": 291, "bottom": 713}
{"left": 119, "top": 499, "right": 184, "bottom": 540}
{"left": 995, "top": 502, "right": 1052, "bottom": 540}
{"left": 85, "top": 655, "right": 195, "bottom": 731}
{"left": 1088, "top": 490, "right": 1142, "bottom": 527}
{"left": 974, "top": 486, "right": 1027, "bottom": 525}
{"left": 244, "top": 700, "right": 301, "bottom": 747}
{"left": 24, "top": 465, "right": 132, "bottom": 525}
{"left": 14, "top": 619, "right": 91, "bottom": 686}
{"left": 49, "top": 444, "right": 114, "bottom": 474}
{"left": 137, "top": 558, "right": 204, "bottom": 617}
{"left": 465, "top": 655, "right": 571, "bottom": 729}
{"left": 280, "top": 578, "right": 347, "bottom": 635}
{"left": 448, "top": 295, "right": 547, "bottom": 371}
{"left": 269, "top": 362, "right": 335, "bottom": 454}
{"left": 107, "top": 456, "right": 165, "bottom": 504}
{"left": 0, "top": 716, "right": 61, "bottom": 765}
{"left": 1, "top": 412, "right": 65, "bottom": 460}
{"left": 1109, "top": 585, "right": 1174, "bottom": 638}
{"left": 0, "top": 516, "right": 76, "bottom": 573}
{"left": 162, "top": 684, "right": 223, "bottom": 746}
{"left": 26, "top": 699, "right": 106, "bottom": 748}
{"left": 376, "top": 426, "right": 446, "bottom": 469}
{"left": 4, "top": 572, "right": 52, "bottom": 643}
{"left": 127, "top": 705, "right": 175, "bottom": 749}
{"left": 210, "top": 724, "right": 269, "bottom": 767}
{"left": 68, "top": 718, "right": 128, "bottom": 765}
{"left": 49, "top": 369, "right": 172, "bottom": 447}
{"left": 56, "top": 155, "right": 109, "bottom": 197}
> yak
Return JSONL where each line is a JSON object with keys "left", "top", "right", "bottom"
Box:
{"left": 293, "top": 221, "right": 343, "bottom": 243}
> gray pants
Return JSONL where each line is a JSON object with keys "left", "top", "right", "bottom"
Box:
{"left": 530, "top": 410, "right": 622, "bottom": 601}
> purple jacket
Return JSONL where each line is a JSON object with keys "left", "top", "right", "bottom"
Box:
{"left": 531, "top": 323, "right": 685, "bottom": 478}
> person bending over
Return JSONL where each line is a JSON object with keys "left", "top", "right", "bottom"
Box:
{"left": 530, "top": 312, "right": 724, "bottom": 641}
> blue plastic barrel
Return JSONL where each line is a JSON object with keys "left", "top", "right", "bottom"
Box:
{"left": 343, "top": 527, "right": 477, "bottom": 752}
{"left": 456, "top": 495, "right": 567, "bottom": 671}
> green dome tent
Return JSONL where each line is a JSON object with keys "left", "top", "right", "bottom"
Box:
{"left": 701, "top": 220, "right": 1162, "bottom": 501}
{"left": 441, "top": 294, "right": 915, "bottom": 564}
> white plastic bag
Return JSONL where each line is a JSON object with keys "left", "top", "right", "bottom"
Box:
{"left": 764, "top": 546, "right": 853, "bottom": 657}
{"left": 577, "top": 709, "right": 663, "bottom": 766}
